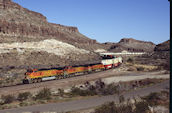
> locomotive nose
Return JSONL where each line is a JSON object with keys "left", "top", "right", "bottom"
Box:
{"left": 25, "top": 72, "right": 30, "bottom": 75}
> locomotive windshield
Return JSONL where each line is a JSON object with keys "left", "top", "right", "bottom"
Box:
{"left": 101, "top": 55, "right": 115, "bottom": 59}
{"left": 27, "top": 69, "right": 33, "bottom": 73}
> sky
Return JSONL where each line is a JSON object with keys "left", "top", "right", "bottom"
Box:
{"left": 13, "top": 0, "right": 170, "bottom": 44}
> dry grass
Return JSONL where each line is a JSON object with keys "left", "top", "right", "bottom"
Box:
{"left": 126, "top": 62, "right": 158, "bottom": 72}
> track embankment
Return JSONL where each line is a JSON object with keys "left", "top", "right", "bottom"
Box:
{"left": 0, "top": 69, "right": 169, "bottom": 96}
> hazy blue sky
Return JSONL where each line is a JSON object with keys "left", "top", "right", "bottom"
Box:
{"left": 13, "top": 0, "right": 170, "bottom": 44}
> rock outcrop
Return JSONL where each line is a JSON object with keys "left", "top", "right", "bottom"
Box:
{"left": 154, "top": 40, "right": 170, "bottom": 51}
{"left": 106, "top": 38, "right": 156, "bottom": 52}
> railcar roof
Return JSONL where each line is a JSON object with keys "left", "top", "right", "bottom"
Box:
{"left": 31, "top": 62, "right": 103, "bottom": 72}
{"left": 38, "top": 67, "right": 65, "bottom": 71}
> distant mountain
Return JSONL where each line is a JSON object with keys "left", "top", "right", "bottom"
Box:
{"left": 151, "top": 40, "right": 170, "bottom": 60}
{"left": 154, "top": 40, "right": 170, "bottom": 51}
{"left": 141, "top": 40, "right": 170, "bottom": 70}
{"left": 103, "top": 38, "right": 156, "bottom": 52}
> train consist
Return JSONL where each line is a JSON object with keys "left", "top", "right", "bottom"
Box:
{"left": 23, "top": 55, "right": 123, "bottom": 84}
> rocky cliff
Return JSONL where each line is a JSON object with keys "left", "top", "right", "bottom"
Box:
{"left": 154, "top": 40, "right": 170, "bottom": 51}
{"left": 105, "top": 38, "right": 156, "bottom": 52}
{"left": 0, "top": 0, "right": 102, "bottom": 50}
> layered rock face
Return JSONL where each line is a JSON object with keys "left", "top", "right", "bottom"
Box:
{"left": 154, "top": 40, "right": 170, "bottom": 51}
{"left": 152, "top": 40, "right": 170, "bottom": 60}
{"left": 105, "top": 38, "right": 156, "bottom": 52}
{"left": 0, "top": 0, "right": 102, "bottom": 50}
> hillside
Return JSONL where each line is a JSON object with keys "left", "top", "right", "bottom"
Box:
{"left": 135, "top": 40, "right": 170, "bottom": 70}
{"left": 0, "top": 0, "right": 106, "bottom": 50}
{"left": 154, "top": 40, "right": 170, "bottom": 51}
{"left": 0, "top": 0, "right": 106, "bottom": 78}
{"left": 152, "top": 40, "right": 170, "bottom": 60}
{"left": 103, "top": 38, "right": 156, "bottom": 52}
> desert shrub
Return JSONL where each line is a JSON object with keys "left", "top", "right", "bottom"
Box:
{"left": 19, "top": 101, "right": 29, "bottom": 107}
{"left": 127, "top": 67, "right": 137, "bottom": 71}
{"left": 94, "top": 101, "right": 133, "bottom": 113}
{"left": 35, "top": 88, "right": 51, "bottom": 100}
{"left": 70, "top": 87, "right": 96, "bottom": 96}
{"left": 17, "top": 92, "right": 32, "bottom": 101}
{"left": 95, "top": 79, "right": 105, "bottom": 89}
{"left": 119, "top": 95, "right": 125, "bottom": 103}
{"left": 81, "top": 90, "right": 97, "bottom": 96}
{"left": 134, "top": 101, "right": 150, "bottom": 113}
{"left": 100, "top": 84, "right": 119, "bottom": 95}
{"left": 1, "top": 95, "right": 15, "bottom": 104}
{"left": 58, "top": 88, "right": 65, "bottom": 97}
{"left": 162, "top": 63, "right": 170, "bottom": 71}
{"left": 161, "top": 90, "right": 169, "bottom": 97}
{"left": 70, "top": 82, "right": 121, "bottom": 96}
{"left": 94, "top": 100, "right": 151, "bottom": 113}
{"left": 136, "top": 67, "right": 144, "bottom": 71}
{"left": 37, "top": 100, "right": 47, "bottom": 104}
{"left": 0, "top": 81, "right": 4, "bottom": 87}
{"left": 94, "top": 102, "right": 116, "bottom": 113}
{"left": 127, "top": 58, "right": 134, "bottom": 63}
{"left": 141, "top": 92, "right": 161, "bottom": 106}
{"left": 70, "top": 87, "right": 81, "bottom": 96}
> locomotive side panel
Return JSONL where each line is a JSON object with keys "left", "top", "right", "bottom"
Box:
{"left": 101, "top": 59, "right": 113, "bottom": 69}
{"left": 91, "top": 64, "right": 105, "bottom": 71}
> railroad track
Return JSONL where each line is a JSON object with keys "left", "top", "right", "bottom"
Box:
{"left": 0, "top": 68, "right": 124, "bottom": 96}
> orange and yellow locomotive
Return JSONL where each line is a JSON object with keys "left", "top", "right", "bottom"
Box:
{"left": 23, "top": 56, "right": 122, "bottom": 84}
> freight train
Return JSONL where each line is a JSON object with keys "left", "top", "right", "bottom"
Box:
{"left": 23, "top": 55, "right": 123, "bottom": 84}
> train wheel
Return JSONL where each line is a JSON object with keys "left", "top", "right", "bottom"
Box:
{"left": 28, "top": 79, "right": 33, "bottom": 84}
{"left": 37, "top": 78, "right": 42, "bottom": 83}
{"left": 23, "top": 79, "right": 29, "bottom": 84}
{"left": 33, "top": 79, "right": 37, "bottom": 83}
{"left": 60, "top": 75, "right": 64, "bottom": 79}
{"left": 55, "top": 76, "right": 59, "bottom": 80}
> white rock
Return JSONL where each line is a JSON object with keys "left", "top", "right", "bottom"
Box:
{"left": 0, "top": 39, "right": 90, "bottom": 56}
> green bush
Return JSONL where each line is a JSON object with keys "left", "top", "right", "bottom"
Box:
{"left": 1, "top": 95, "right": 15, "bottom": 104}
{"left": 35, "top": 88, "right": 52, "bottom": 100}
{"left": 17, "top": 92, "right": 31, "bottom": 101}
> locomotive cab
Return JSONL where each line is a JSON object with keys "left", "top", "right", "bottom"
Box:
{"left": 101, "top": 55, "right": 115, "bottom": 59}
{"left": 23, "top": 69, "right": 38, "bottom": 84}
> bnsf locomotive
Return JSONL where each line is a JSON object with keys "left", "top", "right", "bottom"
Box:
{"left": 23, "top": 55, "right": 122, "bottom": 84}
